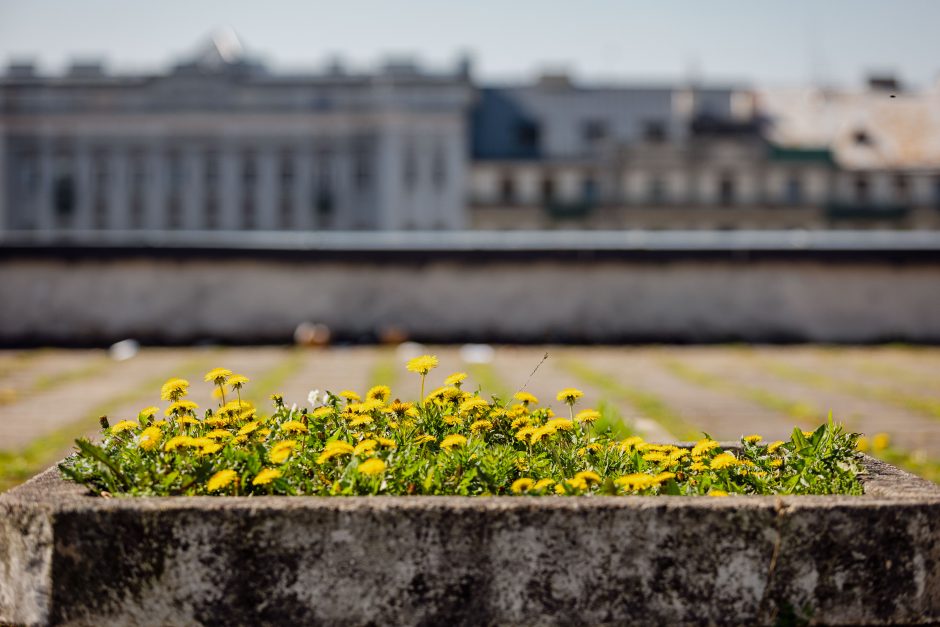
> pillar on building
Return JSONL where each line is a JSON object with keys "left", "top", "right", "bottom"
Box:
{"left": 219, "top": 145, "right": 242, "bottom": 230}
{"left": 145, "top": 142, "right": 166, "bottom": 230}
{"left": 106, "top": 145, "right": 129, "bottom": 230}
{"left": 182, "top": 147, "right": 205, "bottom": 230}
{"left": 36, "top": 140, "right": 55, "bottom": 232}
{"left": 255, "top": 147, "right": 277, "bottom": 230}
{"left": 293, "top": 146, "right": 314, "bottom": 230}
{"left": 375, "top": 121, "right": 404, "bottom": 230}
{"left": 74, "top": 140, "right": 94, "bottom": 230}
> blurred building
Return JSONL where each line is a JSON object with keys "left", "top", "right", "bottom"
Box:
{"left": 1, "top": 32, "right": 939, "bottom": 236}
{"left": 469, "top": 75, "right": 940, "bottom": 230}
{"left": 0, "top": 32, "right": 473, "bottom": 233}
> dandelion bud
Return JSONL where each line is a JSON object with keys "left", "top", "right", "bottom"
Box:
{"left": 98, "top": 416, "right": 110, "bottom": 429}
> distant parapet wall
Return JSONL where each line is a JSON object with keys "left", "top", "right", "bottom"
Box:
{"left": 1, "top": 231, "right": 940, "bottom": 344}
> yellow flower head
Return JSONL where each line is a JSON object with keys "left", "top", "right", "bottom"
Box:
{"left": 227, "top": 374, "right": 249, "bottom": 390}
{"left": 710, "top": 452, "right": 738, "bottom": 470}
{"left": 575, "top": 409, "right": 601, "bottom": 424}
{"left": 366, "top": 385, "right": 392, "bottom": 402}
{"left": 389, "top": 400, "right": 414, "bottom": 416}
{"left": 281, "top": 420, "right": 309, "bottom": 434}
{"left": 413, "top": 434, "right": 436, "bottom": 445}
{"left": 165, "top": 400, "right": 199, "bottom": 416}
{"left": 458, "top": 397, "right": 490, "bottom": 416}
{"left": 691, "top": 439, "right": 720, "bottom": 458}
{"left": 574, "top": 470, "right": 601, "bottom": 485}
{"left": 440, "top": 434, "right": 468, "bottom": 451}
{"left": 767, "top": 440, "right": 785, "bottom": 453}
{"left": 856, "top": 437, "right": 870, "bottom": 452}
{"left": 207, "top": 469, "right": 238, "bottom": 492}
{"left": 534, "top": 478, "right": 555, "bottom": 491}
{"left": 252, "top": 468, "right": 282, "bottom": 486}
{"left": 709, "top": 489, "right": 729, "bottom": 497}
{"left": 200, "top": 442, "right": 224, "bottom": 455}
{"left": 110, "top": 420, "right": 138, "bottom": 434}
{"left": 642, "top": 451, "right": 668, "bottom": 464}
{"left": 357, "top": 458, "right": 386, "bottom": 476}
{"left": 515, "top": 425, "right": 537, "bottom": 443}
{"left": 872, "top": 433, "right": 890, "bottom": 452}
{"left": 743, "top": 434, "right": 763, "bottom": 443}
{"left": 164, "top": 435, "right": 195, "bottom": 452}
{"left": 237, "top": 421, "right": 260, "bottom": 436}
{"left": 406, "top": 354, "right": 439, "bottom": 375}
{"left": 376, "top": 437, "right": 397, "bottom": 449}
{"left": 469, "top": 419, "right": 494, "bottom": 433}
{"left": 349, "top": 414, "right": 374, "bottom": 428}
{"left": 138, "top": 406, "right": 159, "bottom": 420}
{"left": 529, "top": 425, "right": 557, "bottom": 444}
{"left": 339, "top": 390, "right": 361, "bottom": 402}
{"left": 138, "top": 426, "right": 162, "bottom": 451}
{"left": 269, "top": 440, "right": 298, "bottom": 464}
{"left": 510, "top": 415, "right": 531, "bottom": 430}
{"left": 204, "top": 368, "right": 233, "bottom": 386}
{"left": 511, "top": 478, "right": 535, "bottom": 494}
{"left": 160, "top": 378, "right": 189, "bottom": 402}
{"left": 354, "top": 439, "right": 378, "bottom": 456}
{"left": 514, "top": 391, "right": 539, "bottom": 406}
{"left": 545, "top": 418, "right": 574, "bottom": 431}
{"left": 443, "top": 372, "right": 468, "bottom": 387}
{"left": 317, "top": 441, "right": 354, "bottom": 464}
{"left": 555, "top": 388, "right": 584, "bottom": 405}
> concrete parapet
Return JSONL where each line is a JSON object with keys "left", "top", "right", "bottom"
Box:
{"left": 2, "top": 456, "right": 939, "bottom": 625}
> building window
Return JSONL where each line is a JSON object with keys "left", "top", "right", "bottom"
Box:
{"left": 854, "top": 175, "right": 870, "bottom": 204}
{"left": 403, "top": 142, "right": 418, "bottom": 191}
{"left": 893, "top": 174, "right": 909, "bottom": 202}
{"left": 582, "top": 178, "right": 599, "bottom": 205}
{"left": 582, "top": 119, "right": 607, "bottom": 144}
{"left": 784, "top": 176, "right": 803, "bottom": 206}
{"left": 648, "top": 177, "right": 666, "bottom": 205}
{"left": 643, "top": 120, "right": 667, "bottom": 143}
{"left": 719, "top": 174, "right": 736, "bottom": 206}
{"left": 432, "top": 143, "right": 447, "bottom": 190}
{"left": 354, "top": 145, "right": 371, "bottom": 193}
{"left": 53, "top": 175, "right": 75, "bottom": 219}
{"left": 541, "top": 176, "right": 555, "bottom": 204}
{"left": 517, "top": 121, "right": 540, "bottom": 150}
{"left": 499, "top": 175, "right": 515, "bottom": 205}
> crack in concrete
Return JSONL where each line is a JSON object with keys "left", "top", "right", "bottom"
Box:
{"left": 757, "top": 496, "right": 790, "bottom": 624}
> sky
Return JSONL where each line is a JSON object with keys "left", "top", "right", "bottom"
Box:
{"left": 1, "top": 0, "right": 939, "bottom": 88}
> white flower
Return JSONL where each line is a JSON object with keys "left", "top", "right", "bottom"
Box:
{"left": 307, "top": 389, "right": 321, "bottom": 406}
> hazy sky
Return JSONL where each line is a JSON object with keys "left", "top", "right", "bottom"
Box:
{"left": 1, "top": 0, "right": 938, "bottom": 88}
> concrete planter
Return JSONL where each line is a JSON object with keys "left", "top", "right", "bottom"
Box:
{"left": 1, "top": 455, "right": 939, "bottom": 626}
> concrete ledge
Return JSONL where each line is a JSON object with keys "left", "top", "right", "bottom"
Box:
{"left": 1, "top": 456, "right": 939, "bottom": 626}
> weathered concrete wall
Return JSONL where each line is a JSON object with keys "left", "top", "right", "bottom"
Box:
{"left": 1, "top": 458, "right": 939, "bottom": 625}
{"left": 1, "top": 249, "right": 940, "bottom": 344}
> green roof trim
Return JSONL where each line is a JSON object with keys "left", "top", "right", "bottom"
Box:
{"left": 769, "top": 146, "right": 834, "bottom": 164}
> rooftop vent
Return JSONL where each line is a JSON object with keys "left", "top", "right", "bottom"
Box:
{"left": 868, "top": 74, "right": 901, "bottom": 92}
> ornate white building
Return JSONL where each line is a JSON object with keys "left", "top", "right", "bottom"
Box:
{"left": 0, "top": 32, "right": 473, "bottom": 233}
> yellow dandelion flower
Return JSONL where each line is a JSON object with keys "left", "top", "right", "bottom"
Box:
{"left": 443, "top": 372, "right": 468, "bottom": 387}
{"left": 377, "top": 437, "right": 397, "bottom": 449}
{"left": 574, "top": 470, "right": 601, "bottom": 485}
{"left": 555, "top": 388, "right": 584, "bottom": 404}
{"left": 165, "top": 400, "right": 199, "bottom": 416}
{"left": 269, "top": 440, "right": 298, "bottom": 464}
{"left": 389, "top": 400, "right": 413, "bottom": 415}
{"left": 406, "top": 354, "right": 439, "bottom": 375}
{"left": 615, "top": 473, "right": 655, "bottom": 492}
{"left": 237, "top": 421, "right": 260, "bottom": 436}
{"left": 164, "top": 435, "right": 194, "bottom": 452}
{"left": 281, "top": 420, "right": 309, "bottom": 434}
{"left": 767, "top": 441, "right": 785, "bottom": 453}
{"left": 872, "top": 433, "right": 890, "bottom": 452}
{"left": 442, "top": 414, "right": 463, "bottom": 426}
{"left": 470, "top": 419, "right": 494, "bottom": 433}
{"left": 642, "top": 451, "right": 668, "bottom": 464}
{"left": 691, "top": 439, "right": 720, "bottom": 457}
{"left": 252, "top": 468, "right": 281, "bottom": 485}
{"left": 200, "top": 443, "right": 224, "bottom": 455}
{"left": 653, "top": 472, "right": 676, "bottom": 484}
{"left": 138, "top": 426, "right": 162, "bottom": 451}
{"left": 207, "top": 469, "right": 238, "bottom": 492}
{"left": 743, "top": 434, "right": 763, "bottom": 443}
{"left": 233, "top": 434, "right": 248, "bottom": 444}
{"left": 204, "top": 368, "right": 233, "bottom": 385}
{"left": 349, "top": 414, "right": 374, "bottom": 428}
{"left": 511, "top": 478, "right": 535, "bottom": 494}
{"left": 110, "top": 420, "right": 138, "bottom": 434}
{"left": 151, "top": 419, "right": 168, "bottom": 428}
{"left": 366, "top": 385, "right": 392, "bottom": 402}
{"left": 618, "top": 436, "right": 645, "bottom": 452}
{"left": 311, "top": 406, "right": 334, "bottom": 420}
{"left": 510, "top": 416, "right": 531, "bottom": 429}
{"left": 709, "top": 490, "right": 729, "bottom": 497}
{"left": 563, "top": 476, "right": 589, "bottom": 491}
{"left": 575, "top": 409, "right": 601, "bottom": 424}
{"left": 413, "top": 434, "right": 436, "bottom": 445}
{"left": 546, "top": 418, "right": 574, "bottom": 431}
{"left": 138, "top": 406, "right": 159, "bottom": 420}
{"left": 160, "top": 377, "right": 189, "bottom": 402}
{"left": 529, "top": 425, "right": 557, "bottom": 444}
{"left": 458, "top": 397, "right": 490, "bottom": 416}
{"left": 440, "top": 434, "right": 467, "bottom": 451}
{"left": 769, "top": 459, "right": 783, "bottom": 468}
{"left": 801, "top": 430, "right": 815, "bottom": 438}
{"left": 689, "top": 461, "right": 707, "bottom": 472}
{"left": 317, "top": 441, "right": 354, "bottom": 464}
{"left": 710, "top": 452, "right": 737, "bottom": 470}
{"left": 354, "top": 439, "right": 378, "bottom": 456}
{"left": 514, "top": 391, "right": 538, "bottom": 405}
{"left": 515, "top": 426, "right": 537, "bottom": 442}
{"left": 339, "top": 390, "right": 361, "bottom": 402}
{"left": 228, "top": 374, "right": 249, "bottom": 390}
{"left": 578, "top": 443, "right": 603, "bottom": 457}
{"left": 357, "top": 458, "right": 386, "bottom": 476}
{"left": 534, "top": 478, "right": 555, "bottom": 491}
{"left": 554, "top": 484, "right": 567, "bottom": 495}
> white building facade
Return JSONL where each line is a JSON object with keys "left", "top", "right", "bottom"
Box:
{"left": 0, "top": 37, "right": 473, "bottom": 234}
